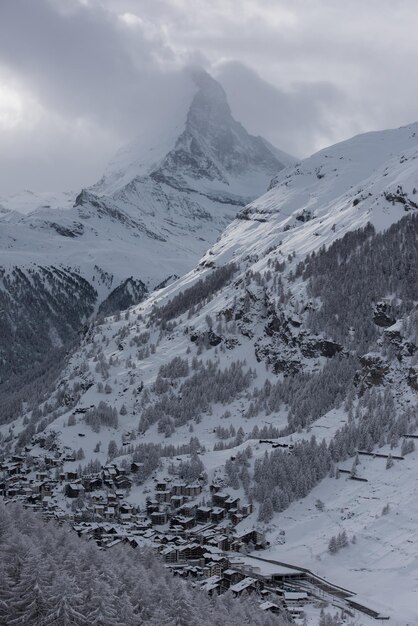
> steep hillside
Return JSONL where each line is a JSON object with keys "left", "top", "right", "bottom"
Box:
{"left": 2, "top": 122, "right": 418, "bottom": 624}
{"left": 0, "top": 70, "right": 292, "bottom": 393}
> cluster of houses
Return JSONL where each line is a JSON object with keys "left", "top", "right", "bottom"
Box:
{"left": 1, "top": 442, "right": 313, "bottom": 621}
{"left": 144, "top": 479, "right": 253, "bottom": 529}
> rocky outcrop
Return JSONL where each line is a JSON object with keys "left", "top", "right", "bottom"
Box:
{"left": 355, "top": 354, "right": 389, "bottom": 387}
{"left": 373, "top": 302, "right": 396, "bottom": 328}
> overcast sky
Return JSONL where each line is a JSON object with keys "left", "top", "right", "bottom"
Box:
{"left": 1, "top": 0, "right": 418, "bottom": 194}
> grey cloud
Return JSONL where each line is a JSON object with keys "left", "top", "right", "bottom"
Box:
{"left": 0, "top": 0, "right": 183, "bottom": 133}
{"left": 1, "top": 0, "right": 418, "bottom": 193}
{"left": 215, "top": 62, "right": 346, "bottom": 158}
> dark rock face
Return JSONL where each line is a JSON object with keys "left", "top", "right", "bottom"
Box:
{"left": 407, "top": 367, "right": 418, "bottom": 391}
{"left": 48, "top": 222, "right": 84, "bottom": 238}
{"left": 208, "top": 331, "right": 222, "bottom": 346}
{"left": 98, "top": 277, "right": 148, "bottom": 316}
{"left": 273, "top": 359, "right": 302, "bottom": 375}
{"left": 318, "top": 340, "right": 343, "bottom": 358}
{"left": 0, "top": 265, "right": 97, "bottom": 387}
{"left": 264, "top": 312, "right": 342, "bottom": 360}
{"left": 190, "top": 330, "right": 222, "bottom": 347}
{"left": 383, "top": 185, "right": 418, "bottom": 212}
{"left": 356, "top": 354, "right": 389, "bottom": 387}
{"left": 373, "top": 302, "right": 396, "bottom": 328}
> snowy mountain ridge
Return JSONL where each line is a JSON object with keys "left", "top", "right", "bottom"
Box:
{"left": 0, "top": 71, "right": 292, "bottom": 387}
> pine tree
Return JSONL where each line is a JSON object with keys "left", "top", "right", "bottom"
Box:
{"left": 328, "top": 535, "right": 338, "bottom": 554}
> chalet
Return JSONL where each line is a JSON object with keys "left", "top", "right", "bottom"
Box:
{"left": 196, "top": 506, "right": 212, "bottom": 523}
{"left": 119, "top": 503, "right": 134, "bottom": 515}
{"left": 83, "top": 477, "right": 102, "bottom": 492}
{"left": 212, "top": 492, "right": 230, "bottom": 508}
{"left": 222, "top": 569, "right": 244, "bottom": 589}
{"left": 204, "top": 561, "right": 224, "bottom": 577}
{"left": 200, "top": 575, "right": 222, "bottom": 596}
{"left": 114, "top": 475, "right": 132, "bottom": 490}
{"left": 177, "top": 543, "right": 205, "bottom": 561}
{"left": 240, "top": 503, "right": 253, "bottom": 516}
{"left": 146, "top": 500, "right": 160, "bottom": 515}
{"left": 155, "top": 490, "right": 171, "bottom": 504}
{"left": 65, "top": 483, "right": 84, "bottom": 498}
{"left": 102, "top": 506, "right": 117, "bottom": 520}
{"left": 44, "top": 456, "right": 61, "bottom": 467}
{"left": 124, "top": 533, "right": 140, "bottom": 546}
{"left": 210, "top": 507, "right": 226, "bottom": 523}
{"left": 184, "top": 483, "right": 202, "bottom": 497}
{"left": 286, "top": 607, "right": 305, "bottom": 619}
{"left": 155, "top": 481, "right": 168, "bottom": 492}
{"left": 93, "top": 503, "right": 106, "bottom": 516}
{"left": 35, "top": 471, "right": 49, "bottom": 481}
{"left": 174, "top": 565, "right": 202, "bottom": 578}
{"left": 107, "top": 493, "right": 118, "bottom": 504}
{"left": 230, "top": 512, "right": 243, "bottom": 526}
{"left": 161, "top": 546, "right": 178, "bottom": 563}
{"left": 170, "top": 516, "right": 195, "bottom": 531}
{"left": 177, "top": 503, "right": 197, "bottom": 518}
{"left": 2, "top": 462, "right": 24, "bottom": 477}
{"left": 130, "top": 462, "right": 144, "bottom": 473}
{"left": 171, "top": 482, "right": 187, "bottom": 496}
{"left": 102, "top": 465, "right": 118, "bottom": 481}
{"left": 230, "top": 577, "right": 259, "bottom": 597}
{"left": 259, "top": 601, "right": 281, "bottom": 614}
{"left": 170, "top": 495, "right": 184, "bottom": 508}
{"left": 235, "top": 529, "right": 265, "bottom": 546}
{"left": 39, "top": 482, "right": 54, "bottom": 497}
{"left": 204, "top": 553, "right": 228, "bottom": 568}
{"left": 150, "top": 511, "right": 168, "bottom": 525}
{"left": 209, "top": 483, "right": 222, "bottom": 494}
{"left": 12, "top": 455, "right": 25, "bottom": 464}
{"left": 5, "top": 484, "right": 20, "bottom": 497}
{"left": 208, "top": 534, "right": 229, "bottom": 551}
{"left": 61, "top": 470, "right": 78, "bottom": 481}
{"left": 224, "top": 496, "right": 240, "bottom": 511}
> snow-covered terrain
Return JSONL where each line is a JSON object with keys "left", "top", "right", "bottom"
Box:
{"left": 2, "top": 118, "right": 418, "bottom": 624}
{"left": 0, "top": 70, "right": 293, "bottom": 387}
{"left": 0, "top": 70, "right": 292, "bottom": 286}
{"left": 0, "top": 189, "right": 76, "bottom": 215}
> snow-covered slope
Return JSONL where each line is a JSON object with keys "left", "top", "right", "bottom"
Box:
{"left": 209, "top": 121, "right": 418, "bottom": 268}
{"left": 2, "top": 121, "right": 418, "bottom": 624}
{"left": 0, "top": 70, "right": 293, "bottom": 386}
{"left": 0, "top": 71, "right": 292, "bottom": 286}
{"left": 0, "top": 189, "right": 75, "bottom": 215}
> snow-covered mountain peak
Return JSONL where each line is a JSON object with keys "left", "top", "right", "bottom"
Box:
{"left": 0, "top": 71, "right": 295, "bottom": 390}
{"left": 93, "top": 71, "right": 295, "bottom": 201}
{"left": 150, "top": 71, "right": 291, "bottom": 200}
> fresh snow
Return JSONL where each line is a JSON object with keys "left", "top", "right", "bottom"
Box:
{"left": 2, "top": 114, "right": 418, "bottom": 625}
